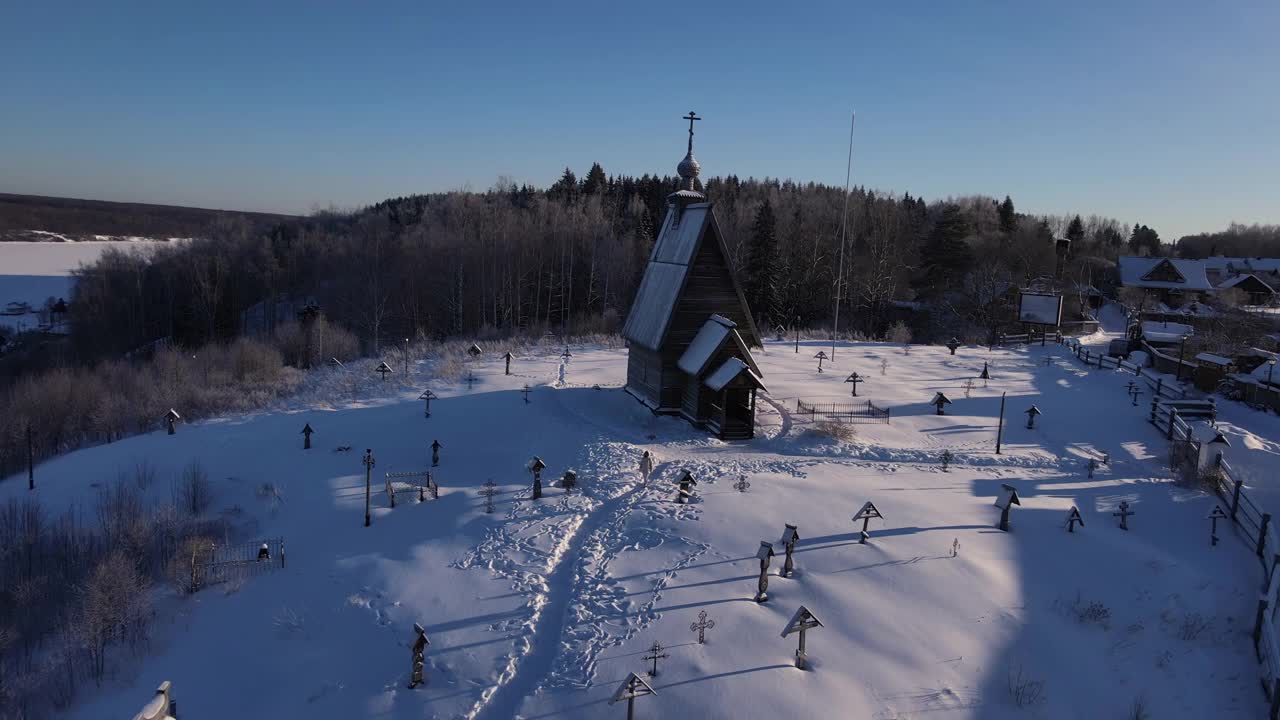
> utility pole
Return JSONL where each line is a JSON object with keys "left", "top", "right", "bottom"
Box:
{"left": 831, "top": 111, "right": 855, "bottom": 362}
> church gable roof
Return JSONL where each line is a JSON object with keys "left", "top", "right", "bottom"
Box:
{"left": 704, "top": 357, "right": 767, "bottom": 392}
{"left": 677, "top": 315, "right": 763, "bottom": 377}
{"left": 623, "top": 203, "right": 759, "bottom": 352}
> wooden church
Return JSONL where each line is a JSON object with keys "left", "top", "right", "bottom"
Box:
{"left": 622, "top": 113, "right": 765, "bottom": 440}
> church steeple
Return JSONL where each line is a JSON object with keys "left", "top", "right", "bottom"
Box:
{"left": 671, "top": 111, "right": 705, "bottom": 202}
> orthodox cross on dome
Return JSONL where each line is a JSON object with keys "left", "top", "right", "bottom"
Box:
{"left": 683, "top": 111, "right": 700, "bottom": 148}
{"left": 676, "top": 111, "right": 703, "bottom": 192}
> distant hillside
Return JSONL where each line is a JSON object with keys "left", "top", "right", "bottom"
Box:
{"left": 0, "top": 193, "right": 298, "bottom": 241}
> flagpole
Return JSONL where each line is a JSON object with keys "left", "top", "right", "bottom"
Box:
{"left": 832, "top": 111, "right": 855, "bottom": 361}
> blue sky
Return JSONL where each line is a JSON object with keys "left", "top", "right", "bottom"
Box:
{"left": 1, "top": 1, "right": 1276, "bottom": 239}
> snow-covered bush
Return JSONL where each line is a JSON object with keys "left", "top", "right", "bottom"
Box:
{"left": 806, "top": 420, "right": 856, "bottom": 443}
{"left": 886, "top": 320, "right": 912, "bottom": 344}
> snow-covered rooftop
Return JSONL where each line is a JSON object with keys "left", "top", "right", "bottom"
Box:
{"left": 703, "top": 356, "right": 766, "bottom": 392}
{"left": 622, "top": 205, "right": 712, "bottom": 351}
{"left": 1118, "top": 256, "right": 1213, "bottom": 291}
{"left": 1193, "top": 352, "right": 1232, "bottom": 366}
{"left": 677, "top": 315, "right": 735, "bottom": 376}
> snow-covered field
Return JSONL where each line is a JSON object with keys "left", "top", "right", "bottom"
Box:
{"left": 0, "top": 239, "right": 176, "bottom": 307}
{"left": 6, "top": 338, "right": 1273, "bottom": 719}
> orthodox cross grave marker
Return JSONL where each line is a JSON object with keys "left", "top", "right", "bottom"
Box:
{"left": 467, "top": 343, "right": 482, "bottom": 357}
{"left": 676, "top": 470, "right": 697, "bottom": 504}
{"left": 932, "top": 392, "right": 952, "bottom": 416}
{"left": 1113, "top": 501, "right": 1134, "bottom": 531}
{"left": 1066, "top": 506, "right": 1084, "bottom": 533}
{"left": 165, "top": 408, "right": 181, "bottom": 435}
{"left": 431, "top": 439, "right": 443, "bottom": 467}
{"left": 363, "top": 449, "right": 376, "bottom": 527}
{"left": 609, "top": 672, "right": 656, "bottom": 720}
{"left": 733, "top": 474, "right": 751, "bottom": 493}
{"left": 301, "top": 422, "right": 315, "bottom": 450}
{"left": 642, "top": 640, "right": 669, "bottom": 676}
{"left": 845, "top": 372, "right": 864, "bottom": 396}
{"left": 781, "top": 605, "right": 824, "bottom": 670}
{"left": 521, "top": 384, "right": 532, "bottom": 404}
{"left": 466, "top": 370, "right": 476, "bottom": 390}
{"left": 1130, "top": 385, "right": 1143, "bottom": 406}
{"left": 903, "top": 343, "right": 911, "bottom": 355}
{"left": 852, "top": 501, "right": 883, "bottom": 544}
{"left": 408, "top": 623, "right": 429, "bottom": 689}
{"left": 1208, "top": 505, "right": 1228, "bottom": 546}
{"left": 980, "top": 361, "right": 990, "bottom": 386}
{"left": 1025, "top": 405, "right": 1041, "bottom": 429}
{"left": 941, "top": 449, "right": 953, "bottom": 472}
{"left": 779, "top": 524, "right": 800, "bottom": 577}
{"left": 964, "top": 378, "right": 974, "bottom": 398}
{"left": 638, "top": 451, "right": 654, "bottom": 483}
{"left": 503, "top": 351, "right": 513, "bottom": 375}
{"left": 376, "top": 361, "right": 393, "bottom": 382}
{"left": 774, "top": 323, "right": 787, "bottom": 342}
{"left": 480, "top": 478, "right": 498, "bottom": 513}
{"left": 881, "top": 358, "right": 888, "bottom": 376}
{"left": 561, "top": 470, "right": 577, "bottom": 494}
{"left": 814, "top": 350, "right": 828, "bottom": 373}
{"left": 994, "top": 483, "right": 1020, "bottom": 531}
{"left": 1087, "top": 458, "right": 1098, "bottom": 478}
{"left": 690, "top": 610, "right": 715, "bottom": 644}
{"left": 419, "top": 389, "right": 437, "bottom": 418}
{"left": 755, "top": 541, "right": 775, "bottom": 602}
{"left": 947, "top": 337, "right": 961, "bottom": 355}
{"left": 529, "top": 456, "right": 546, "bottom": 500}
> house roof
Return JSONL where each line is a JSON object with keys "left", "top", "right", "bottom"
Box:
{"left": 1120, "top": 255, "right": 1280, "bottom": 293}
{"left": 622, "top": 202, "right": 760, "bottom": 352}
{"left": 704, "top": 357, "right": 767, "bottom": 392}
{"left": 1117, "top": 257, "right": 1214, "bottom": 291}
{"left": 1193, "top": 352, "right": 1232, "bottom": 366}
{"left": 677, "top": 314, "right": 762, "bottom": 378}
{"left": 1217, "top": 273, "right": 1274, "bottom": 293}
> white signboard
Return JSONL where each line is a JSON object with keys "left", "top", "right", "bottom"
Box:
{"left": 1018, "top": 292, "right": 1063, "bottom": 326}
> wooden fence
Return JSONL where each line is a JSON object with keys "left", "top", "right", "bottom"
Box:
{"left": 1059, "top": 335, "right": 1280, "bottom": 717}
{"left": 795, "top": 399, "right": 890, "bottom": 424}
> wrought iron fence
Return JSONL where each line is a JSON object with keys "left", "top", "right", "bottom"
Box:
{"left": 795, "top": 399, "right": 890, "bottom": 424}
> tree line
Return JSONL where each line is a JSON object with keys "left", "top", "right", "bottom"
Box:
{"left": 63, "top": 166, "right": 1144, "bottom": 366}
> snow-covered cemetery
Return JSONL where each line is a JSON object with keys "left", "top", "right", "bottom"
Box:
{"left": 4, "top": 7, "right": 1280, "bottom": 719}
{"left": 3, "top": 113, "right": 1279, "bottom": 719}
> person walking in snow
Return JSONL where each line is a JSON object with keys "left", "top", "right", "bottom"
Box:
{"left": 639, "top": 451, "right": 654, "bottom": 483}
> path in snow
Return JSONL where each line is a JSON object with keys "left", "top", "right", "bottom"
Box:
{"left": 468, "top": 442, "right": 653, "bottom": 719}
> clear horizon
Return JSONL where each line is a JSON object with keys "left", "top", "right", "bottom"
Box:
{"left": 2, "top": 1, "right": 1277, "bottom": 240}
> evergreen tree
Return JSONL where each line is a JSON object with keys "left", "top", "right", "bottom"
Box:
{"left": 998, "top": 195, "right": 1017, "bottom": 234}
{"left": 1066, "top": 215, "right": 1085, "bottom": 244}
{"left": 744, "top": 200, "right": 779, "bottom": 324}
{"left": 917, "top": 204, "right": 973, "bottom": 295}
{"left": 549, "top": 168, "right": 577, "bottom": 200}
{"left": 1128, "top": 223, "right": 1161, "bottom": 255}
{"left": 582, "top": 162, "right": 607, "bottom": 195}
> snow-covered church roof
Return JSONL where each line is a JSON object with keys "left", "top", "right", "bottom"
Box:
{"left": 678, "top": 314, "right": 761, "bottom": 377}
{"left": 623, "top": 204, "right": 713, "bottom": 350}
{"left": 704, "top": 357, "right": 766, "bottom": 392}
